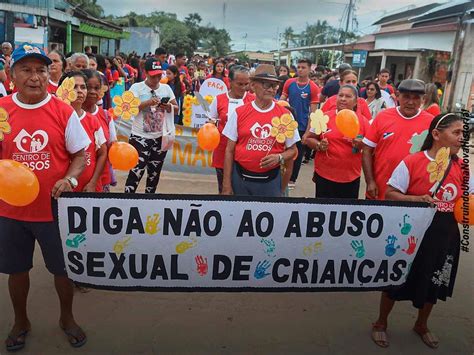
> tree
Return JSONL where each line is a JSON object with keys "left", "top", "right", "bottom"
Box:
{"left": 202, "top": 29, "right": 231, "bottom": 57}
{"left": 67, "top": 0, "right": 104, "bottom": 18}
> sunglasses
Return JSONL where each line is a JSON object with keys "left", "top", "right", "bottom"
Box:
{"left": 255, "top": 80, "right": 279, "bottom": 89}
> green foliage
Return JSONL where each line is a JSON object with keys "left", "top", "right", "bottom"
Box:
{"left": 104, "top": 11, "right": 232, "bottom": 57}
{"left": 67, "top": 0, "right": 104, "bottom": 18}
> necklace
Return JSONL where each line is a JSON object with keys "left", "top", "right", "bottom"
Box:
{"left": 296, "top": 79, "right": 309, "bottom": 91}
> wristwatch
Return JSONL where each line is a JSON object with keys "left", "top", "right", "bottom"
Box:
{"left": 278, "top": 154, "right": 285, "bottom": 166}
{"left": 65, "top": 176, "right": 78, "bottom": 189}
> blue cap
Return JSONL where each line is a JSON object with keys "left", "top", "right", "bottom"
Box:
{"left": 10, "top": 43, "right": 52, "bottom": 68}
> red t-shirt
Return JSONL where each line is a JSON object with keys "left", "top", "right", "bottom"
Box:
{"left": 0, "top": 94, "right": 90, "bottom": 222}
{"left": 363, "top": 107, "right": 433, "bottom": 199}
{"left": 425, "top": 104, "right": 441, "bottom": 117}
{"left": 388, "top": 151, "right": 464, "bottom": 212}
{"left": 76, "top": 111, "right": 104, "bottom": 192}
{"left": 313, "top": 109, "right": 369, "bottom": 183}
{"left": 92, "top": 106, "right": 113, "bottom": 187}
{"left": 322, "top": 95, "right": 372, "bottom": 122}
{"left": 223, "top": 102, "right": 299, "bottom": 173}
{"left": 47, "top": 80, "right": 59, "bottom": 94}
{"left": 211, "top": 92, "right": 255, "bottom": 169}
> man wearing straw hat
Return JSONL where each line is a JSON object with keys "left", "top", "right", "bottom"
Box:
{"left": 222, "top": 64, "right": 299, "bottom": 197}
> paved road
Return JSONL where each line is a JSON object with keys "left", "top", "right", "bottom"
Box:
{"left": 1, "top": 161, "right": 472, "bottom": 354}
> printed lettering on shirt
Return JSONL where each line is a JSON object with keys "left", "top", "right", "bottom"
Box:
{"left": 12, "top": 129, "right": 51, "bottom": 171}
{"left": 248, "top": 122, "right": 273, "bottom": 152}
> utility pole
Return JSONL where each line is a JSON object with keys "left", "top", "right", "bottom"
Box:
{"left": 223, "top": 2, "right": 227, "bottom": 30}
{"left": 341, "top": 0, "right": 353, "bottom": 44}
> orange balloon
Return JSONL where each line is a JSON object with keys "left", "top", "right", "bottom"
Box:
{"left": 277, "top": 100, "right": 289, "bottom": 107}
{"left": 454, "top": 195, "right": 474, "bottom": 225}
{"left": 197, "top": 123, "right": 220, "bottom": 151}
{"left": 108, "top": 142, "right": 139, "bottom": 171}
{"left": 335, "top": 109, "right": 360, "bottom": 138}
{"left": 0, "top": 160, "right": 39, "bottom": 206}
{"left": 160, "top": 77, "right": 168, "bottom": 84}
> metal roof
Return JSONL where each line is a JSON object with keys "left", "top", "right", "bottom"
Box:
{"left": 372, "top": 3, "right": 442, "bottom": 26}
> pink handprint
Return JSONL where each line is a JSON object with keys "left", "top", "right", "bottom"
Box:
{"left": 195, "top": 255, "right": 208, "bottom": 276}
{"left": 402, "top": 236, "right": 418, "bottom": 255}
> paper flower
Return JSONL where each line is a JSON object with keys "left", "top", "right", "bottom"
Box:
{"left": 0, "top": 107, "right": 11, "bottom": 141}
{"left": 204, "top": 95, "right": 213, "bottom": 104}
{"left": 113, "top": 91, "right": 140, "bottom": 120}
{"left": 427, "top": 147, "right": 450, "bottom": 183}
{"left": 310, "top": 109, "right": 329, "bottom": 135}
{"left": 99, "top": 84, "right": 109, "bottom": 99}
{"left": 184, "top": 95, "right": 194, "bottom": 106}
{"left": 192, "top": 97, "right": 200, "bottom": 106}
{"left": 182, "top": 116, "right": 192, "bottom": 127}
{"left": 270, "top": 113, "right": 298, "bottom": 143}
{"left": 56, "top": 77, "right": 77, "bottom": 105}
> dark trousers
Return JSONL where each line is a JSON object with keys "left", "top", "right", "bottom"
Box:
{"left": 125, "top": 134, "right": 167, "bottom": 193}
{"left": 314, "top": 172, "right": 360, "bottom": 199}
{"left": 215, "top": 168, "right": 224, "bottom": 194}
{"left": 290, "top": 130, "right": 307, "bottom": 182}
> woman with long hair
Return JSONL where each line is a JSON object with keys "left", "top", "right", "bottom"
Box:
{"left": 207, "top": 59, "right": 230, "bottom": 89}
{"left": 371, "top": 113, "right": 468, "bottom": 349}
{"left": 365, "top": 81, "right": 386, "bottom": 122}
{"left": 423, "top": 83, "right": 441, "bottom": 116}
{"left": 166, "top": 65, "right": 185, "bottom": 124}
{"left": 304, "top": 85, "right": 368, "bottom": 198}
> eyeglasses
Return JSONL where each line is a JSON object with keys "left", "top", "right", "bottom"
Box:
{"left": 256, "top": 80, "right": 279, "bottom": 90}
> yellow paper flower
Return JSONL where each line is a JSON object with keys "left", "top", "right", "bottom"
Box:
{"left": 113, "top": 91, "right": 140, "bottom": 120}
{"left": 182, "top": 117, "right": 192, "bottom": 127}
{"left": 310, "top": 109, "right": 329, "bottom": 135}
{"left": 204, "top": 95, "right": 213, "bottom": 104}
{"left": 0, "top": 107, "right": 11, "bottom": 141}
{"left": 56, "top": 77, "right": 77, "bottom": 105}
{"left": 427, "top": 147, "right": 450, "bottom": 183}
{"left": 192, "top": 97, "right": 200, "bottom": 105}
{"left": 270, "top": 113, "right": 298, "bottom": 143}
{"left": 184, "top": 95, "right": 194, "bottom": 106}
{"left": 99, "top": 84, "right": 108, "bottom": 99}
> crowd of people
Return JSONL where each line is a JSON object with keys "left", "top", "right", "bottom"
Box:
{"left": 0, "top": 41, "right": 471, "bottom": 352}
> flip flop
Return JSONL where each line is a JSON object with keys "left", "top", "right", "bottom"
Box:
{"left": 413, "top": 327, "right": 439, "bottom": 349}
{"left": 61, "top": 326, "right": 87, "bottom": 348}
{"left": 5, "top": 330, "right": 29, "bottom": 352}
{"left": 371, "top": 323, "right": 389, "bottom": 348}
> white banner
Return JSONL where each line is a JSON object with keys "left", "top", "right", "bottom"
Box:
{"left": 199, "top": 78, "right": 228, "bottom": 97}
{"left": 54, "top": 194, "right": 436, "bottom": 291}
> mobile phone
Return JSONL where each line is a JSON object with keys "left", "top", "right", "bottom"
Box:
{"left": 160, "top": 97, "right": 170, "bottom": 104}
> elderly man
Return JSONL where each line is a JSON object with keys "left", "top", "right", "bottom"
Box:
{"left": 208, "top": 65, "right": 255, "bottom": 193}
{"left": 362, "top": 79, "right": 434, "bottom": 200}
{"left": 69, "top": 52, "right": 89, "bottom": 71}
{"left": 0, "top": 43, "right": 89, "bottom": 351}
{"left": 222, "top": 64, "right": 299, "bottom": 197}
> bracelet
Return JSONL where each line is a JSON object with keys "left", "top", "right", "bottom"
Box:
{"left": 278, "top": 154, "right": 284, "bottom": 165}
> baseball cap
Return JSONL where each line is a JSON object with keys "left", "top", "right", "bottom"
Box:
{"left": 145, "top": 58, "right": 163, "bottom": 76}
{"left": 10, "top": 43, "right": 52, "bottom": 68}
{"left": 398, "top": 79, "right": 425, "bottom": 94}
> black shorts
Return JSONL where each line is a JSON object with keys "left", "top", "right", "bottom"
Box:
{"left": 0, "top": 216, "right": 67, "bottom": 276}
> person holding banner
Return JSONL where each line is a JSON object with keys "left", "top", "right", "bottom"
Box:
{"left": 124, "top": 58, "right": 178, "bottom": 193}
{"left": 222, "top": 64, "right": 299, "bottom": 197}
{"left": 371, "top": 113, "right": 468, "bottom": 349}
{"left": 362, "top": 79, "right": 433, "bottom": 200}
{"left": 0, "top": 44, "right": 89, "bottom": 350}
{"left": 209, "top": 65, "right": 255, "bottom": 193}
{"left": 304, "top": 85, "right": 368, "bottom": 198}
{"left": 207, "top": 59, "right": 230, "bottom": 89}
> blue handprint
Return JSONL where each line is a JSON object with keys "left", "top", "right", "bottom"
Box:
{"left": 385, "top": 235, "right": 400, "bottom": 257}
{"left": 350, "top": 240, "right": 365, "bottom": 258}
{"left": 254, "top": 260, "right": 271, "bottom": 279}
{"left": 260, "top": 238, "right": 276, "bottom": 257}
{"left": 65, "top": 233, "right": 86, "bottom": 248}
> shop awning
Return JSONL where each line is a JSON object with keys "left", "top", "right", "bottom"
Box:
{"left": 78, "top": 23, "right": 130, "bottom": 40}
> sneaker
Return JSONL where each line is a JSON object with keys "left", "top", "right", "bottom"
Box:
{"left": 288, "top": 181, "right": 296, "bottom": 190}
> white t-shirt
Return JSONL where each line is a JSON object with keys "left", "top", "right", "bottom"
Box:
{"left": 129, "top": 81, "right": 176, "bottom": 139}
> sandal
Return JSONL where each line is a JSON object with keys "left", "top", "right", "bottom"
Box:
{"left": 371, "top": 323, "right": 389, "bottom": 348}
{"left": 5, "top": 330, "right": 29, "bottom": 352}
{"left": 60, "top": 325, "right": 87, "bottom": 348}
{"left": 413, "top": 327, "right": 439, "bottom": 349}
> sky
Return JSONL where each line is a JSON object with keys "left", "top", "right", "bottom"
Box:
{"left": 98, "top": 0, "right": 441, "bottom": 52}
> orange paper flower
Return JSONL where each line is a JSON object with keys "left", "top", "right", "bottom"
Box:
{"left": 310, "top": 109, "right": 329, "bottom": 135}
{"left": 0, "top": 107, "right": 11, "bottom": 141}
{"left": 270, "top": 113, "right": 298, "bottom": 143}
{"left": 56, "top": 77, "right": 77, "bottom": 105}
{"left": 113, "top": 91, "right": 140, "bottom": 120}
{"left": 427, "top": 147, "right": 450, "bottom": 183}
{"left": 182, "top": 117, "right": 192, "bottom": 127}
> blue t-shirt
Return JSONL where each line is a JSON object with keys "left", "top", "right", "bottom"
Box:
{"left": 282, "top": 78, "right": 320, "bottom": 130}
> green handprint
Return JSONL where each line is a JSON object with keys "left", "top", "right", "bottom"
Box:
{"left": 399, "top": 214, "right": 412, "bottom": 235}
{"left": 66, "top": 233, "right": 86, "bottom": 248}
{"left": 350, "top": 240, "right": 365, "bottom": 258}
{"left": 409, "top": 130, "right": 428, "bottom": 154}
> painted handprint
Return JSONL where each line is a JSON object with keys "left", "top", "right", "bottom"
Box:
{"left": 145, "top": 213, "right": 160, "bottom": 235}
{"left": 254, "top": 260, "right": 271, "bottom": 279}
{"left": 402, "top": 236, "right": 418, "bottom": 255}
{"left": 114, "top": 236, "right": 131, "bottom": 255}
{"left": 66, "top": 233, "right": 86, "bottom": 248}
{"left": 399, "top": 214, "right": 412, "bottom": 235}
{"left": 176, "top": 238, "right": 197, "bottom": 254}
{"left": 195, "top": 255, "right": 208, "bottom": 276}
{"left": 350, "top": 240, "right": 365, "bottom": 258}
{"left": 302, "top": 242, "right": 323, "bottom": 256}
{"left": 385, "top": 235, "right": 400, "bottom": 257}
{"left": 260, "top": 238, "right": 276, "bottom": 257}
